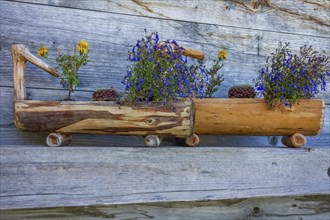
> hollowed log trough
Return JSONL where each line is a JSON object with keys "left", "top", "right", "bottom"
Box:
{"left": 12, "top": 44, "right": 325, "bottom": 147}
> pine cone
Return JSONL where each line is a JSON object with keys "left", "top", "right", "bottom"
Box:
{"left": 93, "top": 89, "right": 119, "bottom": 101}
{"left": 228, "top": 84, "right": 256, "bottom": 98}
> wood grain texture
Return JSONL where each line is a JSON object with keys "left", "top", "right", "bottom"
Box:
{"left": 194, "top": 98, "right": 325, "bottom": 136}
{"left": 0, "top": 0, "right": 329, "bottom": 101}
{"left": 14, "top": 100, "right": 194, "bottom": 137}
{"left": 1, "top": 195, "right": 329, "bottom": 219}
{"left": 10, "top": 0, "right": 330, "bottom": 37}
{"left": 0, "top": 146, "right": 329, "bottom": 209}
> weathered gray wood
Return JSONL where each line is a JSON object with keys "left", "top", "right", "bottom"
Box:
{"left": 0, "top": 1, "right": 329, "bottom": 215}
{"left": 0, "top": 0, "right": 329, "bottom": 101}
{"left": 0, "top": 146, "right": 329, "bottom": 210}
{"left": 1, "top": 195, "right": 329, "bottom": 219}
{"left": 11, "top": 0, "right": 330, "bottom": 37}
{"left": 2, "top": 125, "right": 330, "bottom": 148}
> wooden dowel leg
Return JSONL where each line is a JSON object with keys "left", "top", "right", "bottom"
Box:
{"left": 144, "top": 135, "right": 162, "bottom": 147}
{"left": 185, "top": 134, "right": 200, "bottom": 147}
{"left": 46, "top": 133, "right": 72, "bottom": 147}
{"left": 281, "top": 133, "right": 306, "bottom": 148}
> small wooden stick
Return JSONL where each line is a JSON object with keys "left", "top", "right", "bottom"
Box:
{"left": 46, "top": 133, "right": 72, "bottom": 147}
{"left": 181, "top": 48, "right": 205, "bottom": 60}
{"left": 282, "top": 133, "right": 306, "bottom": 148}
{"left": 185, "top": 133, "right": 200, "bottom": 147}
{"left": 12, "top": 44, "right": 59, "bottom": 77}
{"left": 12, "top": 44, "right": 59, "bottom": 101}
{"left": 144, "top": 135, "right": 162, "bottom": 147}
{"left": 157, "top": 42, "right": 205, "bottom": 60}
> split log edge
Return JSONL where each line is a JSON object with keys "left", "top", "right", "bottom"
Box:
{"left": 14, "top": 100, "right": 195, "bottom": 138}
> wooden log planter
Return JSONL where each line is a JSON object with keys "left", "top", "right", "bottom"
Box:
{"left": 12, "top": 44, "right": 196, "bottom": 147}
{"left": 193, "top": 98, "right": 324, "bottom": 148}
{"left": 11, "top": 44, "right": 325, "bottom": 147}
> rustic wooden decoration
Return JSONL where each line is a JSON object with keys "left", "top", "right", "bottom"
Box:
{"left": 281, "top": 133, "right": 307, "bottom": 148}
{"left": 11, "top": 44, "right": 326, "bottom": 148}
{"left": 14, "top": 100, "right": 195, "bottom": 138}
{"left": 194, "top": 98, "right": 324, "bottom": 136}
{"left": 11, "top": 44, "right": 59, "bottom": 101}
{"left": 11, "top": 44, "right": 196, "bottom": 146}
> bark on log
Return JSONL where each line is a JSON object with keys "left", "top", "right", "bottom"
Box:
{"left": 11, "top": 44, "right": 59, "bottom": 101}
{"left": 281, "top": 133, "right": 307, "bottom": 148}
{"left": 14, "top": 100, "right": 195, "bottom": 138}
{"left": 194, "top": 98, "right": 324, "bottom": 136}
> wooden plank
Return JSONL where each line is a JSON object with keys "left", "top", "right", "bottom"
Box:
{"left": 10, "top": 0, "right": 330, "bottom": 37}
{"left": 0, "top": 1, "right": 329, "bottom": 101}
{"left": 1, "top": 195, "right": 329, "bottom": 219}
{"left": 0, "top": 146, "right": 329, "bottom": 209}
{"left": 2, "top": 125, "right": 330, "bottom": 147}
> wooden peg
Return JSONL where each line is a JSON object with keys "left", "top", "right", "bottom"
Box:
{"left": 185, "top": 133, "right": 200, "bottom": 147}
{"left": 46, "top": 133, "right": 72, "bottom": 147}
{"left": 282, "top": 133, "right": 306, "bottom": 148}
{"left": 144, "top": 135, "right": 162, "bottom": 147}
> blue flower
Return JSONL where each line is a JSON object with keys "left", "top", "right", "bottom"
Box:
{"left": 155, "top": 33, "right": 159, "bottom": 43}
{"left": 257, "top": 85, "right": 264, "bottom": 91}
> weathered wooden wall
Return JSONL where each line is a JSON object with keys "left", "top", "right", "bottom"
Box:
{"left": 0, "top": 0, "right": 329, "bottom": 147}
{"left": 0, "top": 0, "right": 330, "bottom": 216}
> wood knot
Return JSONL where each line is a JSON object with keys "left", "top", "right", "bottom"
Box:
{"left": 252, "top": 206, "right": 262, "bottom": 216}
{"left": 145, "top": 117, "right": 157, "bottom": 125}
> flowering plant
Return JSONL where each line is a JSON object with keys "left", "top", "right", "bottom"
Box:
{"left": 202, "top": 50, "right": 226, "bottom": 97}
{"left": 38, "top": 40, "right": 90, "bottom": 100}
{"left": 255, "top": 42, "right": 329, "bottom": 108}
{"left": 122, "top": 32, "right": 225, "bottom": 105}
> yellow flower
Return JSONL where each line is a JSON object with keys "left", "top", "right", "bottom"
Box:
{"left": 37, "top": 46, "right": 48, "bottom": 58}
{"left": 218, "top": 50, "right": 227, "bottom": 60}
{"left": 78, "top": 40, "right": 89, "bottom": 54}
